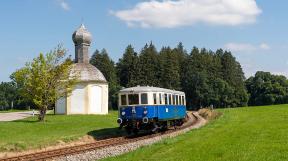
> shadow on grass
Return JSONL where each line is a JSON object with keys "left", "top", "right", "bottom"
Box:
{"left": 12, "top": 119, "right": 39, "bottom": 123}
{"left": 87, "top": 127, "right": 126, "bottom": 140}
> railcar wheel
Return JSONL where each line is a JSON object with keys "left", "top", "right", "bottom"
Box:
{"left": 152, "top": 123, "right": 160, "bottom": 133}
{"left": 160, "top": 121, "right": 168, "bottom": 132}
{"left": 177, "top": 119, "right": 184, "bottom": 126}
{"left": 125, "top": 126, "right": 132, "bottom": 135}
{"left": 132, "top": 129, "right": 139, "bottom": 135}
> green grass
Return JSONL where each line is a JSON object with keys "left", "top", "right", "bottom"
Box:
{"left": 0, "top": 111, "right": 122, "bottom": 152}
{"left": 104, "top": 105, "right": 288, "bottom": 161}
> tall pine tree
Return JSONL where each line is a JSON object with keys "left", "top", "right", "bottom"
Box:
{"left": 90, "top": 49, "right": 120, "bottom": 109}
{"left": 137, "top": 42, "right": 160, "bottom": 86}
{"left": 221, "top": 51, "right": 248, "bottom": 106}
{"left": 173, "top": 42, "right": 188, "bottom": 90}
{"left": 159, "top": 47, "right": 181, "bottom": 90}
{"left": 116, "top": 45, "right": 140, "bottom": 87}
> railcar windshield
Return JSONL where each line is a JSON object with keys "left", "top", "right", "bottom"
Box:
{"left": 141, "top": 93, "right": 148, "bottom": 104}
{"left": 121, "top": 95, "right": 127, "bottom": 105}
{"left": 128, "top": 94, "right": 139, "bottom": 105}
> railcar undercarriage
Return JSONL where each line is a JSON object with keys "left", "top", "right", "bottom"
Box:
{"left": 119, "top": 118, "right": 185, "bottom": 135}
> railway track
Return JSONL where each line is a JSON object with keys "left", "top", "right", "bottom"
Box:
{"left": 0, "top": 112, "right": 200, "bottom": 161}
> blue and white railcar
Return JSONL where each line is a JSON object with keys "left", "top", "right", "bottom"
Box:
{"left": 117, "top": 86, "right": 187, "bottom": 134}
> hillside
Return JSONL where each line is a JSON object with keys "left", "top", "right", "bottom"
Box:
{"left": 105, "top": 105, "right": 288, "bottom": 161}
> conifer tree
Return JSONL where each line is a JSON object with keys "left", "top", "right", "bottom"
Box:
{"left": 172, "top": 42, "right": 188, "bottom": 90}
{"left": 137, "top": 43, "right": 160, "bottom": 86}
{"left": 90, "top": 49, "right": 119, "bottom": 109}
{"left": 221, "top": 51, "right": 248, "bottom": 106}
{"left": 159, "top": 47, "right": 180, "bottom": 90}
{"left": 115, "top": 43, "right": 249, "bottom": 109}
{"left": 116, "top": 45, "right": 140, "bottom": 87}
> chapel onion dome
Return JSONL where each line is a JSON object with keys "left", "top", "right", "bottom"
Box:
{"left": 70, "top": 24, "right": 107, "bottom": 83}
{"left": 70, "top": 63, "right": 107, "bottom": 83}
{"left": 72, "top": 24, "right": 92, "bottom": 45}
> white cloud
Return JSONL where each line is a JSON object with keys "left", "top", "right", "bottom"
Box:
{"left": 58, "top": 0, "right": 70, "bottom": 11}
{"left": 259, "top": 43, "right": 271, "bottom": 50}
{"left": 224, "top": 42, "right": 270, "bottom": 52}
{"left": 271, "top": 71, "right": 288, "bottom": 77}
{"left": 112, "top": 0, "right": 261, "bottom": 28}
{"left": 224, "top": 43, "right": 256, "bottom": 52}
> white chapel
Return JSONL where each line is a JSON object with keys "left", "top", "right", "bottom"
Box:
{"left": 55, "top": 24, "right": 109, "bottom": 115}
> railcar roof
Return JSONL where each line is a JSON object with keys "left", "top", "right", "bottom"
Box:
{"left": 119, "top": 86, "right": 185, "bottom": 95}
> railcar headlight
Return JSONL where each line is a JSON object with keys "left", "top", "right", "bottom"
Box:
{"left": 117, "top": 118, "right": 123, "bottom": 124}
{"left": 132, "top": 106, "right": 136, "bottom": 114}
{"left": 143, "top": 117, "right": 149, "bottom": 123}
{"left": 121, "top": 111, "right": 126, "bottom": 116}
{"left": 143, "top": 109, "right": 148, "bottom": 115}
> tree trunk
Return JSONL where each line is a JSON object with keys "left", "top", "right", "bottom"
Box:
{"left": 38, "top": 107, "right": 47, "bottom": 121}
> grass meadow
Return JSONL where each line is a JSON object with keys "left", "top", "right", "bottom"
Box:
{"left": 105, "top": 105, "right": 288, "bottom": 161}
{"left": 0, "top": 111, "right": 121, "bottom": 152}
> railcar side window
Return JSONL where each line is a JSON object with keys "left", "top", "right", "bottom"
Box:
{"left": 182, "top": 96, "right": 186, "bottom": 105}
{"left": 159, "top": 94, "right": 162, "bottom": 104}
{"left": 128, "top": 94, "right": 139, "bottom": 105}
{"left": 169, "top": 94, "right": 172, "bottom": 105}
{"left": 184, "top": 96, "right": 186, "bottom": 105}
{"left": 164, "top": 94, "right": 168, "bottom": 105}
{"left": 121, "top": 95, "right": 127, "bottom": 105}
{"left": 176, "top": 95, "right": 179, "bottom": 105}
{"left": 181, "top": 96, "right": 184, "bottom": 105}
{"left": 153, "top": 93, "right": 157, "bottom": 104}
{"left": 141, "top": 93, "right": 148, "bottom": 104}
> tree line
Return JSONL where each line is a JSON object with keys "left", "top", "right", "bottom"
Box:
{"left": 246, "top": 71, "right": 288, "bottom": 106}
{"left": 90, "top": 42, "right": 248, "bottom": 110}
{"left": 2, "top": 42, "right": 288, "bottom": 111}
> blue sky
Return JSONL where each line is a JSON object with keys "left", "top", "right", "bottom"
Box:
{"left": 0, "top": 0, "right": 287, "bottom": 82}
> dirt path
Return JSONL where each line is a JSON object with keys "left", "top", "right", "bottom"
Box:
{"left": 0, "top": 111, "right": 36, "bottom": 121}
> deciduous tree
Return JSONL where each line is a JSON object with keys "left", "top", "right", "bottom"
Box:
{"left": 11, "top": 45, "right": 77, "bottom": 121}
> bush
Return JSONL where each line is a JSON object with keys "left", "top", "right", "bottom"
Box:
{"left": 198, "top": 108, "right": 222, "bottom": 120}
